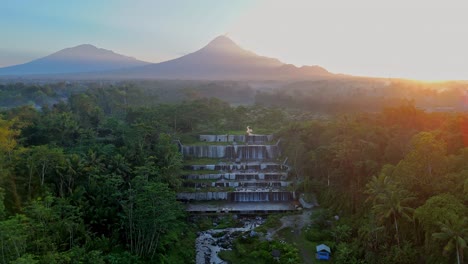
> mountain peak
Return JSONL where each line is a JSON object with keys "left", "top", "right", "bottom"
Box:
{"left": 0, "top": 44, "right": 148, "bottom": 76}
{"left": 55, "top": 44, "right": 109, "bottom": 56}
{"left": 73, "top": 44, "right": 98, "bottom": 50}
{"left": 206, "top": 35, "right": 237, "bottom": 46}
{"left": 201, "top": 35, "right": 246, "bottom": 54}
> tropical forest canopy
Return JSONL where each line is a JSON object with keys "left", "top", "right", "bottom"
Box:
{"left": 0, "top": 81, "right": 467, "bottom": 263}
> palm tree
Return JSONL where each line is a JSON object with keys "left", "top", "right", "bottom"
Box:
{"left": 366, "top": 174, "right": 414, "bottom": 248}
{"left": 365, "top": 173, "right": 391, "bottom": 203}
{"left": 432, "top": 217, "right": 468, "bottom": 264}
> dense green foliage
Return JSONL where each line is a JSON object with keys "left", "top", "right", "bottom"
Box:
{"left": 1, "top": 81, "right": 468, "bottom": 263}
{"left": 0, "top": 80, "right": 255, "bottom": 110}
{"left": 0, "top": 82, "right": 80, "bottom": 108}
{"left": 219, "top": 235, "right": 301, "bottom": 264}
{"left": 281, "top": 102, "right": 468, "bottom": 263}
{"left": 0, "top": 83, "right": 291, "bottom": 263}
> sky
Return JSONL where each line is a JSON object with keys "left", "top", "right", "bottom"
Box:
{"left": 1, "top": 0, "right": 468, "bottom": 80}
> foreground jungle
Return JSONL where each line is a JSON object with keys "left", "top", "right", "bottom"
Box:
{"left": 0, "top": 80, "right": 467, "bottom": 263}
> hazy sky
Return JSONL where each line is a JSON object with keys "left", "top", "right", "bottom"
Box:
{"left": 2, "top": 0, "right": 468, "bottom": 80}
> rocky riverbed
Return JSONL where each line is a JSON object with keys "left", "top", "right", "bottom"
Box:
{"left": 195, "top": 217, "right": 265, "bottom": 264}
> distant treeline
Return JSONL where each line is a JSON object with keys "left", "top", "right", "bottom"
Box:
{"left": 2, "top": 79, "right": 468, "bottom": 114}
{"left": 0, "top": 80, "right": 256, "bottom": 109}
{"left": 0, "top": 82, "right": 81, "bottom": 108}
{"left": 255, "top": 79, "right": 468, "bottom": 113}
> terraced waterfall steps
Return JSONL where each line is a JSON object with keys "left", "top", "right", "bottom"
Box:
{"left": 177, "top": 134, "right": 297, "bottom": 214}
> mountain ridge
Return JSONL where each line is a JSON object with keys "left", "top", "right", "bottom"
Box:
{"left": 0, "top": 36, "right": 333, "bottom": 80}
{"left": 0, "top": 44, "right": 149, "bottom": 76}
{"left": 110, "top": 35, "right": 331, "bottom": 80}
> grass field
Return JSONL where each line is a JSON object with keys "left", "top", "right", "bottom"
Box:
{"left": 277, "top": 227, "right": 318, "bottom": 264}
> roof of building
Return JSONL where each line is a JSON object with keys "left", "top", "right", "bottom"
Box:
{"left": 316, "top": 244, "right": 331, "bottom": 253}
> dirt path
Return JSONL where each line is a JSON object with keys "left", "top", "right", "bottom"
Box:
{"left": 267, "top": 209, "right": 313, "bottom": 237}
{"left": 296, "top": 232, "right": 315, "bottom": 264}
{"left": 266, "top": 209, "right": 315, "bottom": 264}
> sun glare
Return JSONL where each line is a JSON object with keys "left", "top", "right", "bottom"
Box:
{"left": 230, "top": 0, "right": 468, "bottom": 81}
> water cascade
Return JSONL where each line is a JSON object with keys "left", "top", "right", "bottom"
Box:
{"left": 228, "top": 192, "right": 292, "bottom": 202}
{"left": 185, "top": 162, "right": 283, "bottom": 171}
{"left": 177, "top": 132, "right": 296, "bottom": 212}
{"left": 181, "top": 141, "right": 280, "bottom": 161}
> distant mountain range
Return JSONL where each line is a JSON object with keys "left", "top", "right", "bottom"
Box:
{"left": 0, "top": 44, "right": 149, "bottom": 75}
{"left": 0, "top": 36, "right": 332, "bottom": 80}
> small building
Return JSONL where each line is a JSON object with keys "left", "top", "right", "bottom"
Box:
{"left": 316, "top": 244, "right": 331, "bottom": 261}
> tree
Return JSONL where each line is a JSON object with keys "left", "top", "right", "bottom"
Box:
{"left": 465, "top": 177, "right": 468, "bottom": 202}
{"left": 331, "top": 224, "right": 352, "bottom": 244}
{"left": 415, "top": 194, "right": 466, "bottom": 262}
{"left": 84, "top": 172, "right": 124, "bottom": 237}
{"left": 27, "top": 146, "right": 65, "bottom": 189}
{"left": 0, "top": 214, "right": 30, "bottom": 263}
{"left": 415, "top": 194, "right": 466, "bottom": 241}
{"left": 0, "top": 117, "right": 19, "bottom": 160}
{"left": 334, "top": 242, "right": 364, "bottom": 264}
{"left": 122, "top": 176, "right": 184, "bottom": 260}
{"left": 366, "top": 174, "right": 414, "bottom": 248}
{"left": 432, "top": 217, "right": 468, "bottom": 264}
{"left": 0, "top": 187, "right": 5, "bottom": 220}
{"left": 0, "top": 118, "right": 21, "bottom": 212}
{"left": 365, "top": 172, "right": 393, "bottom": 203}
{"left": 393, "top": 132, "right": 447, "bottom": 199}
{"left": 69, "top": 93, "right": 103, "bottom": 130}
